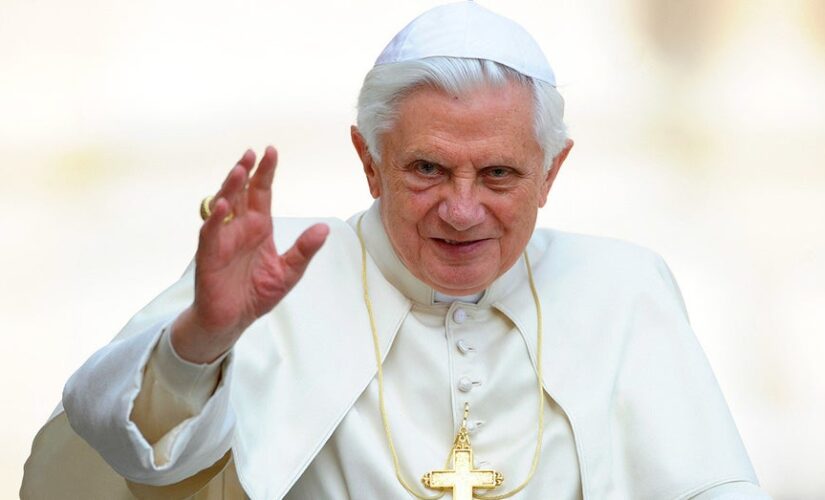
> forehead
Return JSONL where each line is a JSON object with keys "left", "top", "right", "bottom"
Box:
{"left": 384, "top": 82, "right": 541, "bottom": 166}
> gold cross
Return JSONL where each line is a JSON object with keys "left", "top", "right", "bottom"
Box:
{"left": 422, "top": 404, "right": 503, "bottom": 500}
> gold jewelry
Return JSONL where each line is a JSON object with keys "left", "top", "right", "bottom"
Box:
{"left": 357, "top": 215, "right": 545, "bottom": 500}
{"left": 200, "top": 195, "right": 234, "bottom": 223}
{"left": 422, "top": 402, "right": 504, "bottom": 500}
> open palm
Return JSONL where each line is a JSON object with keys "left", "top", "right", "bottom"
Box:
{"left": 172, "top": 146, "right": 329, "bottom": 363}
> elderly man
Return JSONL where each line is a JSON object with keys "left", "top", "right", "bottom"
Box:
{"left": 23, "top": 2, "right": 769, "bottom": 499}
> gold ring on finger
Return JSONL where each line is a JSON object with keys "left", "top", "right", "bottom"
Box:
{"left": 200, "top": 195, "right": 234, "bottom": 223}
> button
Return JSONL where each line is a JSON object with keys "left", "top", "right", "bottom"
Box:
{"left": 467, "top": 420, "right": 484, "bottom": 434}
{"left": 456, "top": 339, "right": 474, "bottom": 354}
{"left": 458, "top": 376, "right": 474, "bottom": 392}
{"left": 453, "top": 308, "right": 467, "bottom": 324}
{"left": 457, "top": 377, "right": 481, "bottom": 392}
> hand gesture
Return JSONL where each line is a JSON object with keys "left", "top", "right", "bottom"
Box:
{"left": 171, "top": 146, "right": 329, "bottom": 363}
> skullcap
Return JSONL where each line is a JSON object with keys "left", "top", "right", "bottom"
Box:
{"left": 375, "top": 1, "right": 556, "bottom": 86}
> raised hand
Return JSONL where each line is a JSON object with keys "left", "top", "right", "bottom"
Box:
{"left": 171, "top": 146, "right": 329, "bottom": 363}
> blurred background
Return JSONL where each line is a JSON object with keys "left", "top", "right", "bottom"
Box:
{"left": 2, "top": 0, "right": 823, "bottom": 497}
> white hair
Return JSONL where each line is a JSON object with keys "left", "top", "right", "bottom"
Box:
{"left": 356, "top": 57, "right": 568, "bottom": 171}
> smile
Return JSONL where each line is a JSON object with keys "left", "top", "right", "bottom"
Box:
{"left": 432, "top": 238, "right": 491, "bottom": 255}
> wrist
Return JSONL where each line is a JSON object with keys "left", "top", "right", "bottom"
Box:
{"left": 170, "top": 307, "right": 237, "bottom": 364}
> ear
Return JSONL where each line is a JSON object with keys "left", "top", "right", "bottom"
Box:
{"left": 351, "top": 126, "right": 381, "bottom": 199}
{"left": 538, "top": 138, "right": 573, "bottom": 208}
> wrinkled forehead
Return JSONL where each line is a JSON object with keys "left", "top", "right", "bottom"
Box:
{"left": 393, "top": 78, "right": 535, "bottom": 125}
{"left": 386, "top": 83, "right": 543, "bottom": 167}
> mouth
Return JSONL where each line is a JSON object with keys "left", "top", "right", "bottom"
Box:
{"left": 432, "top": 237, "right": 490, "bottom": 253}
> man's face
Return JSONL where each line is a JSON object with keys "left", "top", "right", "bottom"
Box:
{"left": 353, "top": 81, "right": 571, "bottom": 295}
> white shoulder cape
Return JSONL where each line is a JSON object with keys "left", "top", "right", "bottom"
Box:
{"left": 22, "top": 216, "right": 758, "bottom": 499}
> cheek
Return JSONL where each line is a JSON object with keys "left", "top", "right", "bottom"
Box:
{"left": 490, "top": 188, "right": 539, "bottom": 224}
{"left": 396, "top": 189, "right": 441, "bottom": 224}
{"left": 490, "top": 191, "right": 541, "bottom": 250}
{"left": 382, "top": 191, "right": 435, "bottom": 248}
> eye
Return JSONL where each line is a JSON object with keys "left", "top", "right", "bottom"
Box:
{"left": 414, "top": 161, "right": 441, "bottom": 176}
{"left": 486, "top": 166, "right": 512, "bottom": 179}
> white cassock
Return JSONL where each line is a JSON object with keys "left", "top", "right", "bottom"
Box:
{"left": 22, "top": 202, "right": 770, "bottom": 499}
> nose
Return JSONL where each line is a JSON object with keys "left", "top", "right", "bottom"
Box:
{"left": 437, "top": 182, "right": 485, "bottom": 231}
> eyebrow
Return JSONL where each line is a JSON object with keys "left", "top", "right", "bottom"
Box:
{"left": 402, "top": 149, "right": 521, "bottom": 169}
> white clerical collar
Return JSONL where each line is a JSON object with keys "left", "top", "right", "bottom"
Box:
{"left": 433, "top": 290, "right": 483, "bottom": 304}
{"left": 356, "top": 200, "right": 526, "bottom": 307}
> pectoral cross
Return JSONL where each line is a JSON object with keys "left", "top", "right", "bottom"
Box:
{"left": 421, "top": 404, "right": 503, "bottom": 500}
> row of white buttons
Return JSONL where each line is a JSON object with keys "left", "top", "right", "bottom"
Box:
{"left": 452, "top": 307, "right": 482, "bottom": 432}
{"left": 454, "top": 309, "right": 474, "bottom": 358}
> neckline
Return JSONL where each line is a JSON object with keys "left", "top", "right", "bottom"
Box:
{"left": 433, "top": 290, "right": 483, "bottom": 304}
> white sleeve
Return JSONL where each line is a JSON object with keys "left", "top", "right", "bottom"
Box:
{"left": 62, "top": 317, "right": 236, "bottom": 486}
{"left": 690, "top": 481, "right": 772, "bottom": 499}
{"left": 130, "top": 326, "right": 229, "bottom": 467}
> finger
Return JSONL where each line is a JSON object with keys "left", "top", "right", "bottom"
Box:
{"left": 210, "top": 149, "right": 255, "bottom": 211}
{"left": 237, "top": 148, "right": 256, "bottom": 174}
{"left": 281, "top": 223, "right": 330, "bottom": 287}
{"left": 249, "top": 145, "right": 277, "bottom": 214}
{"left": 198, "top": 197, "right": 232, "bottom": 261}
{"left": 215, "top": 164, "right": 249, "bottom": 216}
{"left": 218, "top": 149, "right": 255, "bottom": 215}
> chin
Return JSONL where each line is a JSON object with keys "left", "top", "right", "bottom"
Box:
{"left": 428, "top": 269, "right": 492, "bottom": 295}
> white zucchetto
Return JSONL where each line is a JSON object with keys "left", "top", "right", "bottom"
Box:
{"left": 375, "top": 1, "right": 556, "bottom": 86}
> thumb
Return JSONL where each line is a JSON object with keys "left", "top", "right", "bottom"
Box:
{"left": 281, "top": 223, "right": 330, "bottom": 287}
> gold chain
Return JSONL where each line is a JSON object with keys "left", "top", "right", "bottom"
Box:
{"left": 357, "top": 215, "right": 545, "bottom": 499}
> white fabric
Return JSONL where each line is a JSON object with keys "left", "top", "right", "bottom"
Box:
{"left": 48, "top": 203, "right": 769, "bottom": 499}
{"left": 375, "top": 1, "right": 557, "bottom": 85}
{"left": 62, "top": 317, "right": 236, "bottom": 486}
{"left": 691, "top": 482, "right": 773, "bottom": 500}
{"left": 284, "top": 204, "right": 581, "bottom": 498}
{"left": 129, "top": 326, "right": 227, "bottom": 467}
{"left": 152, "top": 325, "right": 226, "bottom": 405}
{"left": 433, "top": 289, "right": 483, "bottom": 303}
